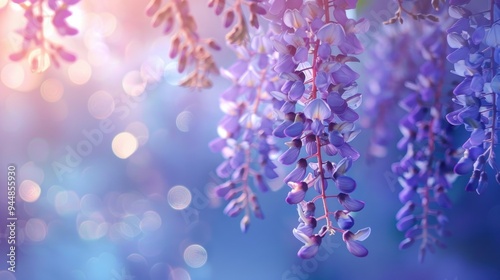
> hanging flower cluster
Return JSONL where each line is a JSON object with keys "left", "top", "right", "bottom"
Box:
{"left": 6, "top": 0, "right": 496, "bottom": 265}
{"left": 388, "top": 17, "right": 460, "bottom": 262}
{"left": 210, "top": 32, "right": 282, "bottom": 233}
{"left": 10, "top": 0, "right": 79, "bottom": 72}
{"left": 363, "top": 24, "right": 422, "bottom": 159}
{"left": 446, "top": 0, "right": 500, "bottom": 192}
{"left": 146, "top": 0, "right": 219, "bottom": 88}
{"left": 261, "top": 0, "right": 371, "bottom": 259}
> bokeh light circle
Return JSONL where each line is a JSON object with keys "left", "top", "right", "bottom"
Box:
{"left": 176, "top": 111, "right": 193, "bottom": 132}
{"left": 25, "top": 218, "right": 47, "bottom": 242}
{"left": 68, "top": 60, "right": 92, "bottom": 85}
{"left": 1, "top": 63, "right": 24, "bottom": 89}
{"left": 88, "top": 90, "right": 115, "bottom": 119}
{"left": 122, "top": 70, "right": 145, "bottom": 96}
{"left": 167, "top": 185, "right": 192, "bottom": 210}
{"left": 183, "top": 244, "right": 208, "bottom": 268}
{"left": 112, "top": 132, "right": 138, "bottom": 159}
{"left": 170, "top": 268, "right": 191, "bottom": 280}
{"left": 19, "top": 180, "right": 41, "bottom": 203}
{"left": 40, "top": 78, "right": 64, "bottom": 102}
{"left": 139, "top": 210, "right": 162, "bottom": 232}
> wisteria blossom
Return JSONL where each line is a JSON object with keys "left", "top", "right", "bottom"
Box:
{"left": 446, "top": 0, "right": 500, "bottom": 192}
{"left": 10, "top": 0, "right": 79, "bottom": 72}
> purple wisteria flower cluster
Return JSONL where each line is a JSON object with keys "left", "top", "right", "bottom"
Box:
{"left": 446, "top": 0, "right": 500, "bottom": 193}
{"left": 10, "top": 0, "right": 79, "bottom": 72}
{"left": 210, "top": 33, "right": 282, "bottom": 233}
{"left": 391, "top": 18, "right": 460, "bottom": 262}
{"left": 384, "top": 0, "right": 441, "bottom": 25}
{"left": 363, "top": 23, "right": 421, "bottom": 159}
{"left": 147, "top": 0, "right": 219, "bottom": 88}
{"left": 261, "top": 0, "right": 370, "bottom": 259}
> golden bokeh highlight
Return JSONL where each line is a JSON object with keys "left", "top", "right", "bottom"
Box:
{"left": 0, "top": 0, "right": 8, "bottom": 8}
{"left": 112, "top": 132, "right": 139, "bottom": 159}
{"left": 40, "top": 79, "right": 64, "bottom": 102}
{"left": 122, "top": 70, "right": 145, "bottom": 96}
{"left": 88, "top": 90, "right": 115, "bottom": 119}
{"left": 68, "top": 60, "right": 92, "bottom": 85}
{"left": 1, "top": 63, "right": 25, "bottom": 89}
{"left": 19, "top": 180, "right": 42, "bottom": 203}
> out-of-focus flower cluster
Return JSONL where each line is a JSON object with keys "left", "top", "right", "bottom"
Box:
{"left": 363, "top": 23, "right": 421, "bottom": 159}
{"left": 210, "top": 32, "right": 282, "bottom": 233}
{"left": 387, "top": 16, "right": 460, "bottom": 262}
{"left": 446, "top": 0, "right": 500, "bottom": 192}
{"left": 209, "top": 0, "right": 267, "bottom": 45}
{"left": 10, "top": 0, "right": 79, "bottom": 72}
{"left": 146, "top": 0, "right": 219, "bottom": 88}
{"left": 384, "top": 0, "right": 441, "bottom": 25}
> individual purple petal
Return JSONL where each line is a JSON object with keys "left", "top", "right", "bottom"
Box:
{"left": 317, "top": 43, "right": 331, "bottom": 60}
{"left": 485, "top": 24, "right": 500, "bottom": 47}
{"left": 396, "top": 201, "right": 415, "bottom": 220}
{"left": 454, "top": 156, "right": 473, "bottom": 175}
{"left": 274, "top": 120, "right": 293, "bottom": 138}
{"left": 278, "top": 139, "right": 302, "bottom": 165}
{"left": 437, "top": 213, "right": 449, "bottom": 225}
{"left": 334, "top": 211, "right": 354, "bottom": 230}
{"left": 216, "top": 160, "right": 233, "bottom": 178}
{"left": 465, "top": 170, "right": 480, "bottom": 192}
{"left": 304, "top": 98, "right": 332, "bottom": 120}
{"left": 240, "top": 215, "right": 250, "bottom": 233}
{"left": 335, "top": 175, "right": 356, "bottom": 193}
{"left": 283, "top": 9, "right": 307, "bottom": 29}
{"left": 329, "top": 131, "right": 344, "bottom": 147}
{"left": 352, "top": 227, "right": 371, "bottom": 241}
{"left": 396, "top": 215, "right": 416, "bottom": 231}
{"left": 223, "top": 199, "right": 242, "bottom": 217}
{"left": 331, "top": 65, "right": 359, "bottom": 85}
{"left": 476, "top": 172, "right": 488, "bottom": 195}
{"left": 288, "top": 81, "right": 305, "bottom": 101}
{"left": 338, "top": 108, "right": 359, "bottom": 122}
{"left": 317, "top": 22, "right": 345, "bottom": 46}
{"left": 253, "top": 174, "right": 269, "bottom": 193}
{"left": 305, "top": 134, "right": 318, "bottom": 156}
{"left": 285, "top": 182, "right": 308, "bottom": 204}
{"left": 447, "top": 47, "right": 469, "bottom": 63}
{"left": 215, "top": 181, "right": 234, "bottom": 197}
{"left": 274, "top": 54, "right": 296, "bottom": 73}
{"left": 284, "top": 121, "right": 305, "bottom": 137}
{"left": 293, "top": 46, "right": 308, "bottom": 63}
{"left": 398, "top": 186, "right": 416, "bottom": 203}
{"left": 469, "top": 128, "right": 485, "bottom": 146}
{"left": 338, "top": 193, "right": 365, "bottom": 212}
{"left": 399, "top": 238, "right": 415, "bottom": 250}
{"left": 284, "top": 158, "right": 307, "bottom": 183}
{"left": 405, "top": 226, "right": 422, "bottom": 238}
{"left": 338, "top": 143, "right": 360, "bottom": 160}
{"left": 315, "top": 71, "right": 329, "bottom": 91}
{"left": 334, "top": 157, "right": 352, "bottom": 176}
{"left": 343, "top": 231, "right": 368, "bottom": 257}
{"left": 327, "top": 93, "right": 347, "bottom": 114}
{"left": 297, "top": 235, "right": 322, "bottom": 259}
